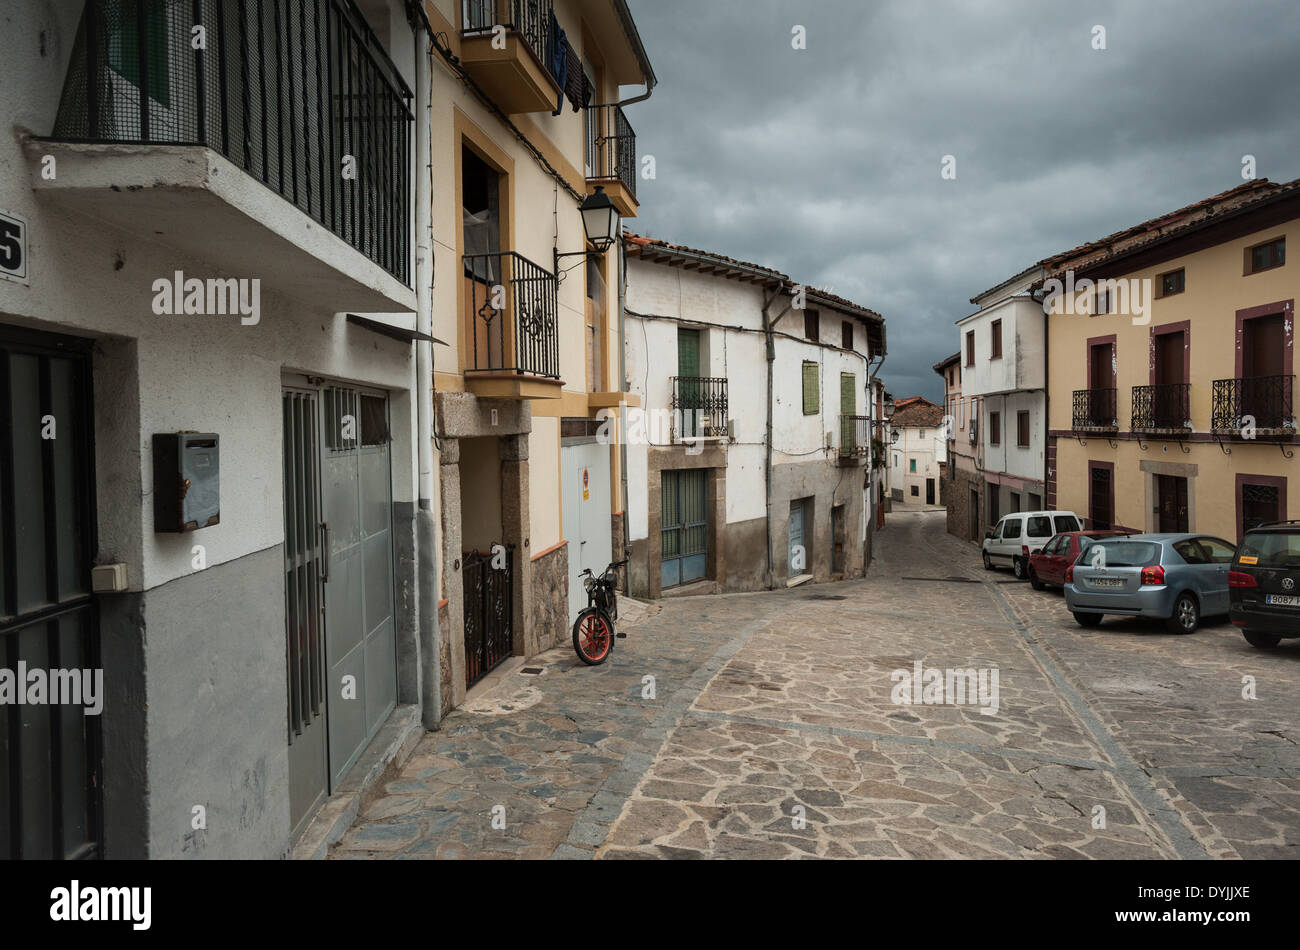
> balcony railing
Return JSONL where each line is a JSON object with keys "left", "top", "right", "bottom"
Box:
{"left": 585, "top": 103, "right": 637, "bottom": 198}
{"left": 1211, "top": 375, "right": 1296, "bottom": 435}
{"left": 840, "top": 415, "right": 871, "bottom": 458}
{"left": 465, "top": 252, "right": 559, "bottom": 378}
{"left": 671, "top": 377, "right": 729, "bottom": 440}
{"left": 463, "top": 0, "right": 553, "bottom": 68}
{"left": 1132, "top": 383, "right": 1192, "bottom": 432}
{"left": 51, "top": 0, "right": 412, "bottom": 284}
{"left": 1072, "top": 388, "right": 1118, "bottom": 430}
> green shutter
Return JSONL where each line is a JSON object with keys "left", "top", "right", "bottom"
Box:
{"left": 109, "top": 0, "right": 171, "bottom": 107}
{"left": 802, "top": 362, "right": 819, "bottom": 415}
{"left": 840, "top": 373, "right": 857, "bottom": 450}
{"left": 677, "top": 328, "right": 700, "bottom": 377}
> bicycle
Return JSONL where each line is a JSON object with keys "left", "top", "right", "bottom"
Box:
{"left": 572, "top": 558, "right": 628, "bottom": 666}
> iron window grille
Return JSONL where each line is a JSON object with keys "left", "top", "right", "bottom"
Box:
{"left": 1131, "top": 383, "right": 1192, "bottom": 432}
{"left": 672, "top": 376, "right": 729, "bottom": 440}
{"left": 839, "top": 415, "right": 871, "bottom": 458}
{"left": 1072, "top": 388, "right": 1118, "bottom": 430}
{"left": 584, "top": 103, "right": 637, "bottom": 199}
{"left": 464, "top": 251, "right": 560, "bottom": 379}
{"left": 51, "top": 0, "right": 413, "bottom": 285}
{"left": 462, "top": 0, "right": 553, "bottom": 68}
{"left": 1211, "top": 375, "right": 1296, "bottom": 434}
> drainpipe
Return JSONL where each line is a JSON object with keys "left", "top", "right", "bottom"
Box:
{"left": 412, "top": 14, "right": 441, "bottom": 731}
{"left": 618, "top": 237, "right": 630, "bottom": 565}
{"left": 762, "top": 286, "right": 793, "bottom": 589}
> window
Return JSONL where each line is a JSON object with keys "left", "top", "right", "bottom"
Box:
{"left": 1017, "top": 410, "right": 1030, "bottom": 447}
{"left": 965, "top": 330, "right": 975, "bottom": 366}
{"left": 842, "top": 321, "right": 853, "bottom": 350}
{"left": 1026, "top": 516, "right": 1053, "bottom": 538}
{"left": 1199, "top": 538, "right": 1237, "bottom": 564}
{"left": 911, "top": 485, "right": 919, "bottom": 497}
{"left": 910, "top": 458, "right": 917, "bottom": 472}
{"left": 109, "top": 0, "right": 170, "bottom": 106}
{"left": 1001, "top": 518, "right": 1022, "bottom": 540}
{"left": 1247, "top": 237, "right": 1285, "bottom": 274}
{"left": 989, "top": 411, "right": 1001, "bottom": 445}
{"left": 990, "top": 320, "right": 1003, "bottom": 359}
{"left": 801, "top": 361, "right": 819, "bottom": 414}
{"left": 1054, "top": 515, "right": 1081, "bottom": 533}
{"left": 1158, "top": 268, "right": 1186, "bottom": 297}
{"left": 804, "top": 309, "right": 820, "bottom": 341}
{"left": 462, "top": 146, "right": 502, "bottom": 281}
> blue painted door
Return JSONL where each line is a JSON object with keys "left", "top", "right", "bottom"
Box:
{"left": 662, "top": 469, "right": 707, "bottom": 588}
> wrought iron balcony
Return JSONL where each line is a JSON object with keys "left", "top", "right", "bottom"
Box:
{"left": 51, "top": 0, "right": 413, "bottom": 285}
{"left": 1211, "top": 375, "right": 1296, "bottom": 435}
{"left": 465, "top": 252, "right": 559, "bottom": 379}
{"left": 585, "top": 104, "right": 637, "bottom": 200}
{"left": 1131, "top": 383, "right": 1192, "bottom": 432}
{"left": 839, "top": 415, "right": 871, "bottom": 458}
{"left": 463, "top": 0, "right": 553, "bottom": 65}
{"left": 672, "top": 377, "right": 729, "bottom": 440}
{"left": 1072, "top": 388, "right": 1118, "bottom": 431}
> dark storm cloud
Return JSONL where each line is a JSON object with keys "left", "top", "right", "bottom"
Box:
{"left": 623, "top": 0, "right": 1300, "bottom": 400}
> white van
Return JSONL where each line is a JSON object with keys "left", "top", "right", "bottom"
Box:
{"left": 982, "top": 511, "right": 1082, "bottom": 579}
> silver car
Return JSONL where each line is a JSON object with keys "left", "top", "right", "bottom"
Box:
{"left": 1064, "top": 534, "right": 1237, "bottom": 634}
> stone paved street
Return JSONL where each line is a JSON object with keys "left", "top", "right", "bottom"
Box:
{"left": 333, "top": 509, "right": 1300, "bottom": 859}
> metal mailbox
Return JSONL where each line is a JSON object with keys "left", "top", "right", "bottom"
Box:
{"left": 152, "top": 433, "right": 220, "bottom": 532}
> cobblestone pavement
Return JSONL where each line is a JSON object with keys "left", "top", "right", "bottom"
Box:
{"left": 333, "top": 509, "right": 1300, "bottom": 859}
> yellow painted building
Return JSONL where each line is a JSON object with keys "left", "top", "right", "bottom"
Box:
{"left": 420, "top": 0, "right": 654, "bottom": 711}
{"left": 1045, "top": 179, "right": 1298, "bottom": 542}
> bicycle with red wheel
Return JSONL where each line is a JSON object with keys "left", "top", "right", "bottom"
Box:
{"left": 572, "top": 558, "right": 628, "bottom": 666}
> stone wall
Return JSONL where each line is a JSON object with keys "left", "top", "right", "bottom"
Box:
{"left": 530, "top": 543, "right": 570, "bottom": 653}
{"left": 949, "top": 466, "right": 984, "bottom": 543}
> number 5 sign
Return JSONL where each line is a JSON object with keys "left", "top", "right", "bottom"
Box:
{"left": 0, "top": 210, "right": 28, "bottom": 284}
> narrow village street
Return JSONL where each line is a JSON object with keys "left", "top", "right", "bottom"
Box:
{"left": 335, "top": 510, "right": 1300, "bottom": 860}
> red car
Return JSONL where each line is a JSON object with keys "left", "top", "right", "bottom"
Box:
{"left": 1028, "top": 530, "right": 1132, "bottom": 590}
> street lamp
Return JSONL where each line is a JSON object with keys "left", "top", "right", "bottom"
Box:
{"left": 555, "top": 186, "right": 620, "bottom": 277}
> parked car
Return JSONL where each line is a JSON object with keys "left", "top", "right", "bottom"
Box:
{"left": 982, "top": 511, "right": 1083, "bottom": 579}
{"left": 1064, "top": 534, "right": 1237, "bottom": 633}
{"left": 1229, "top": 521, "right": 1300, "bottom": 649}
{"left": 1028, "top": 530, "right": 1131, "bottom": 590}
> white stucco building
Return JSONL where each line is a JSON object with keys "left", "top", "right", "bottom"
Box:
{"left": 621, "top": 235, "right": 886, "bottom": 595}
{"left": 888, "top": 397, "right": 946, "bottom": 506}
{"left": 957, "top": 266, "right": 1049, "bottom": 524}
{"left": 1, "top": 0, "right": 439, "bottom": 860}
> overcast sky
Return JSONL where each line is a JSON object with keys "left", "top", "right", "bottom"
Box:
{"left": 622, "top": 0, "right": 1300, "bottom": 402}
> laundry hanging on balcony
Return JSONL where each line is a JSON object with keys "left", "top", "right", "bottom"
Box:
{"left": 549, "top": 14, "right": 591, "bottom": 116}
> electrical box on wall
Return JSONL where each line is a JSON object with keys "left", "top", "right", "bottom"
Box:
{"left": 153, "top": 433, "right": 220, "bottom": 532}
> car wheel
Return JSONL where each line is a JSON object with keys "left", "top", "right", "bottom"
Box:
{"left": 1013, "top": 557, "right": 1028, "bottom": 580}
{"left": 982, "top": 551, "right": 993, "bottom": 571}
{"left": 1029, "top": 567, "right": 1045, "bottom": 591}
{"left": 1166, "top": 593, "right": 1200, "bottom": 634}
{"left": 1072, "top": 611, "right": 1103, "bottom": 627}
{"left": 1243, "top": 629, "right": 1282, "bottom": 649}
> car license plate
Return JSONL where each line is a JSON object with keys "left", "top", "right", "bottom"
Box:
{"left": 1266, "top": 594, "right": 1300, "bottom": 607}
{"left": 1090, "top": 577, "right": 1123, "bottom": 588}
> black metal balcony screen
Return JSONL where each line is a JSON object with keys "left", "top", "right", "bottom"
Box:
{"left": 1212, "top": 375, "right": 1296, "bottom": 433}
{"left": 840, "top": 414, "right": 871, "bottom": 457}
{"left": 585, "top": 103, "right": 637, "bottom": 198}
{"left": 1131, "top": 383, "right": 1191, "bottom": 431}
{"left": 52, "top": 0, "right": 413, "bottom": 284}
{"left": 1072, "top": 388, "right": 1117, "bottom": 429}
{"left": 463, "top": 0, "right": 553, "bottom": 64}
{"left": 672, "top": 377, "right": 729, "bottom": 439}
{"left": 465, "top": 252, "right": 559, "bottom": 378}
